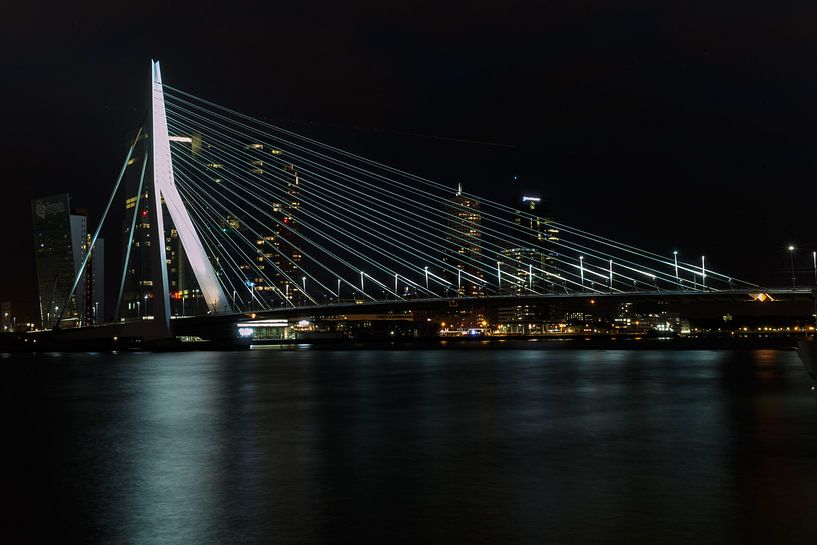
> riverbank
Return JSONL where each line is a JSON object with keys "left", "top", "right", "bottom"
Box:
{"left": 2, "top": 330, "right": 806, "bottom": 353}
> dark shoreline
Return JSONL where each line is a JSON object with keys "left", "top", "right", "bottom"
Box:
{"left": 0, "top": 331, "right": 805, "bottom": 353}
{"left": 253, "top": 335, "right": 802, "bottom": 351}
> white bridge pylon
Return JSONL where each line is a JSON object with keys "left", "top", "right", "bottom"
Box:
{"left": 149, "top": 60, "right": 230, "bottom": 329}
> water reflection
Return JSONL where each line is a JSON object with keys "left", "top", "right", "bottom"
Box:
{"left": 1, "top": 348, "right": 815, "bottom": 544}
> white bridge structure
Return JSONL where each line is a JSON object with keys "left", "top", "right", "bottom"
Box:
{"left": 53, "top": 61, "right": 802, "bottom": 343}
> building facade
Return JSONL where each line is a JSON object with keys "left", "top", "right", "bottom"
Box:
{"left": 32, "top": 194, "right": 103, "bottom": 328}
{"left": 443, "top": 184, "right": 485, "bottom": 297}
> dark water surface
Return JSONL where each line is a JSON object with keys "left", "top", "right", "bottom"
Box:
{"left": 1, "top": 347, "right": 816, "bottom": 544}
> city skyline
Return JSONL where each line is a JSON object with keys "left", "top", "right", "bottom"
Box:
{"left": 4, "top": 2, "right": 817, "bottom": 319}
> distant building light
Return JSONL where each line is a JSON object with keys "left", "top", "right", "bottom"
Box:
{"left": 239, "top": 320, "right": 288, "bottom": 327}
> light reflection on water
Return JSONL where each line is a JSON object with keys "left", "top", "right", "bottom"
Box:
{"left": 1, "top": 348, "right": 816, "bottom": 544}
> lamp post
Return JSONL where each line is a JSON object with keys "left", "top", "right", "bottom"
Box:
{"left": 360, "top": 271, "right": 365, "bottom": 293}
{"left": 496, "top": 261, "right": 501, "bottom": 293}
{"left": 302, "top": 276, "right": 307, "bottom": 296}
{"left": 245, "top": 282, "right": 255, "bottom": 311}
{"left": 136, "top": 301, "right": 141, "bottom": 319}
{"left": 701, "top": 256, "right": 706, "bottom": 290}
{"left": 673, "top": 251, "right": 679, "bottom": 288}
{"left": 424, "top": 266, "right": 429, "bottom": 290}
{"left": 788, "top": 245, "right": 796, "bottom": 288}
{"left": 813, "top": 251, "right": 816, "bottom": 286}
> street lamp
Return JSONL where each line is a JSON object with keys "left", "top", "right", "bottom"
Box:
{"left": 788, "top": 245, "right": 796, "bottom": 288}
{"left": 701, "top": 256, "right": 706, "bottom": 290}
{"left": 424, "top": 266, "right": 429, "bottom": 290}
{"left": 136, "top": 301, "right": 141, "bottom": 319}
{"left": 813, "top": 251, "right": 816, "bottom": 286}
{"left": 673, "top": 251, "right": 679, "bottom": 288}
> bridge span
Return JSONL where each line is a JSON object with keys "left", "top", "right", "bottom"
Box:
{"left": 34, "top": 62, "right": 813, "bottom": 352}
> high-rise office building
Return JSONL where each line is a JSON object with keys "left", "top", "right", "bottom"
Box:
{"left": 87, "top": 237, "right": 105, "bottom": 323}
{"left": 495, "top": 185, "right": 560, "bottom": 333}
{"left": 32, "top": 194, "right": 103, "bottom": 328}
{"left": 443, "top": 183, "right": 485, "bottom": 297}
{"left": 234, "top": 144, "right": 306, "bottom": 308}
{"left": 121, "top": 134, "right": 202, "bottom": 320}
{"left": 511, "top": 191, "right": 559, "bottom": 291}
{"left": 267, "top": 162, "right": 306, "bottom": 307}
{"left": 69, "top": 209, "right": 89, "bottom": 324}
{"left": 33, "top": 194, "right": 76, "bottom": 327}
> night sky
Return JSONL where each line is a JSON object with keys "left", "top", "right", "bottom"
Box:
{"left": 3, "top": 1, "right": 817, "bottom": 319}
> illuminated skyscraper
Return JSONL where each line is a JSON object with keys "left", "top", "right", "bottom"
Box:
{"left": 268, "top": 162, "right": 306, "bottom": 307}
{"left": 121, "top": 135, "right": 201, "bottom": 319}
{"left": 512, "top": 191, "right": 559, "bottom": 291}
{"left": 235, "top": 144, "right": 306, "bottom": 308}
{"left": 443, "top": 183, "right": 485, "bottom": 297}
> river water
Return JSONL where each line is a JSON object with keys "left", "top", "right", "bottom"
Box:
{"left": 1, "top": 347, "right": 816, "bottom": 544}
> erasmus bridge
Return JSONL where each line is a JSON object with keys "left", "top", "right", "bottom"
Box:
{"left": 48, "top": 61, "right": 813, "bottom": 347}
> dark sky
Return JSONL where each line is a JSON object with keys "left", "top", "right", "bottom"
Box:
{"left": 3, "top": 1, "right": 817, "bottom": 319}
